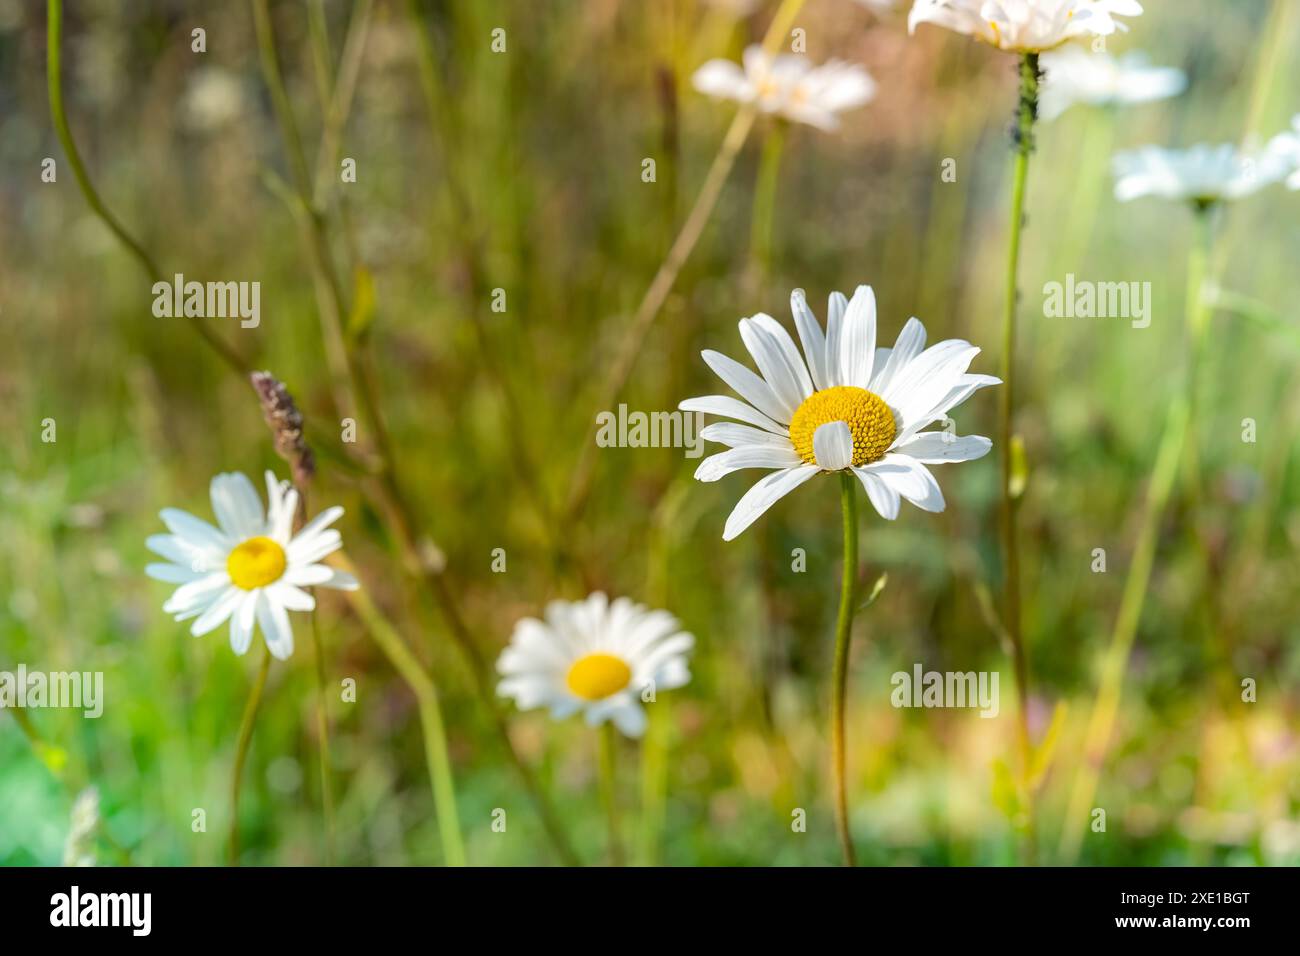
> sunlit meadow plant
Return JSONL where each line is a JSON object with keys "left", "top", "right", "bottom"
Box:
{"left": 1038, "top": 47, "right": 1185, "bottom": 121}
{"left": 908, "top": 0, "right": 1144, "bottom": 859}
{"left": 496, "top": 593, "right": 694, "bottom": 863}
{"left": 692, "top": 45, "right": 877, "bottom": 132}
{"left": 1060, "top": 132, "right": 1293, "bottom": 862}
{"left": 681, "top": 282, "right": 997, "bottom": 863}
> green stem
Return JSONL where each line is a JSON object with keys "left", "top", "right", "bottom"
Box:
{"left": 229, "top": 645, "right": 273, "bottom": 866}
{"left": 749, "top": 121, "right": 786, "bottom": 278}
{"left": 1059, "top": 203, "right": 1217, "bottom": 864}
{"left": 308, "top": 607, "right": 336, "bottom": 863}
{"left": 46, "top": 0, "right": 246, "bottom": 376}
{"left": 598, "top": 723, "right": 625, "bottom": 866}
{"left": 831, "top": 472, "right": 859, "bottom": 867}
{"left": 341, "top": 560, "right": 467, "bottom": 867}
{"left": 999, "top": 51, "right": 1038, "bottom": 862}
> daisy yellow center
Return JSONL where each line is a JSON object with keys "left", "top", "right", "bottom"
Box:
{"left": 788, "top": 385, "right": 896, "bottom": 467}
{"left": 227, "top": 536, "right": 287, "bottom": 590}
{"left": 566, "top": 653, "right": 632, "bottom": 701}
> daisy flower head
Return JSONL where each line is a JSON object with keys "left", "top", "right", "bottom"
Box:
{"left": 680, "top": 285, "right": 999, "bottom": 541}
{"left": 1038, "top": 47, "right": 1184, "bottom": 121}
{"left": 496, "top": 593, "right": 694, "bottom": 739}
{"left": 692, "top": 45, "right": 876, "bottom": 131}
{"left": 146, "top": 471, "right": 358, "bottom": 660}
{"left": 908, "top": 0, "right": 1143, "bottom": 53}
{"left": 1112, "top": 142, "right": 1291, "bottom": 205}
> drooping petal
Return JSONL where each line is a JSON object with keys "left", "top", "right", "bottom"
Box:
{"left": 853, "top": 467, "right": 901, "bottom": 520}
{"left": 256, "top": 590, "right": 295, "bottom": 660}
{"left": 721, "top": 465, "right": 819, "bottom": 540}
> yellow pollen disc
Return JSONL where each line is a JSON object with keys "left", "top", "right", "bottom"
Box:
{"left": 788, "top": 385, "right": 896, "bottom": 468}
{"left": 227, "top": 536, "right": 287, "bottom": 590}
{"left": 566, "top": 653, "right": 632, "bottom": 701}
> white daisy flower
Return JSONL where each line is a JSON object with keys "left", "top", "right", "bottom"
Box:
{"left": 496, "top": 593, "right": 694, "bottom": 739}
{"left": 1112, "top": 142, "right": 1292, "bottom": 205}
{"left": 145, "top": 471, "right": 358, "bottom": 660}
{"left": 680, "top": 285, "right": 999, "bottom": 541}
{"left": 692, "top": 45, "right": 876, "bottom": 131}
{"left": 908, "top": 0, "right": 1143, "bottom": 53}
{"left": 1038, "top": 47, "right": 1185, "bottom": 121}
{"left": 1265, "top": 114, "right": 1300, "bottom": 190}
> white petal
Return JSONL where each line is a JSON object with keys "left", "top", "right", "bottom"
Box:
{"left": 700, "top": 422, "right": 793, "bottom": 449}
{"left": 288, "top": 529, "right": 342, "bottom": 564}
{"left": 869, "top": 454, "right": 946, "bottom": 512}
{"left": 692, "top": 59, "right": 749, "bottom": 101}
{"left": 701, "top": 349, "right": 792, "bottom": 424}
{"left": 824, "top": 291, "right": 848, "bottom": 386}
{"left": 721, "top": 465, "right": 819, "bottom": 540}
{"left": 190, "top": 586, "right": 244, "bottom": 637}
{"left": 891, "top": 432, "right": 992, "bottom": 463}
{"left": 163, "top": 572, "right": 233, "bottom": 615}
{"left": 870, "top": 317, "right": 927, "bottom": 395}
{"left": 747, "top": 313, "right": 814, "bottom": 401}
{"left": 610, "top": 702, "right": 648, "bottom": 738}
{"left": 838, "top": 285, "right": 877, "bottom": 389}
{"left": 267, "top": 581, "right": 316, "bottom": 612}
{"left": 230, "top": 593, "right": 257, "bottom": 655}
{"left": 790, "top": 289, "right": 829, "bottom": 391}
{"left": 209, "top": 473, "right": 265, "bottom": 539}
{"left": 679, "top": 395, "right": 786, "bottom": 435}
{"left": 256, "top": 590, "right": 295, "bottom": 660}
{"left": 145, "top": 563, "right": 204, "bottom": 584}
{"left": 812, "top": 420, "right": 854, "bottom": 471}
{"left": 694, "top": 446, "right": 803, "bottom": 482}
{"left": 159, "top": 508, "right": 229, "bottom": 551}
{"left": 853, "top": 468, "right": 900, "bottom": 520}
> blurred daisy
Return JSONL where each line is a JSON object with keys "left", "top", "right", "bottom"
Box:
{"left": 681, "top": 285, "right": 998, "bottom": 540}
{"left": 692, "top": 45, "right": 876, "bottom": 131}
{"left": 146, "top": 471, "right": 358, "bottom": 660}
{"left": 1113, "top": 142, "right": 1291, "bottom": 204}
{"left": 908, "top": 0, "right": 1143, "bottom": 52}
{"left": 1266, "top": 114, "right": 1300, "bottom": 189}
{"left": 1039, "top": 48, "right": 1184, "bottom": 121}
{"left": 496, "top": 593, "right": 693, "bottom": 738}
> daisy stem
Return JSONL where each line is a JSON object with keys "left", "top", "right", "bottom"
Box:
{"left": 999, "top": 51, "right": 1038, "bottom": 861}
{"left": 831, "top": 472, "right": 859, "bottom": 867}
{"left": 598, "top": 723, "right": 625, "bottom": 866}
{"left": 339, "top": 559, "right": 467, "bottom": 867}
{"left": 307, "top": 607, "right": 336, "bottom": 863}
{"left": 562, "top": 0, "right": 807, "bottom": 523}
{"left": 1058, "top": 204, "right": 1217, "bottom": 865}
{"left": 749, "top": 120, "right": 787, "bottom": 280}
{"left": 229, "top": 645, "right": 272, "bottom": 866}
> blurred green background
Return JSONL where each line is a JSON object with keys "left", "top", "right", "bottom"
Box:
{"left": 3, "top": 0, "right": 1299, "bottom": 866}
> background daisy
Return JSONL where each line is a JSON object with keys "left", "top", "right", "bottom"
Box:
{"left": 496, "top": 593, "right": 694, "bottom": 738}
{"left": 146, "top": 471, "right": 358, "bottom": 660}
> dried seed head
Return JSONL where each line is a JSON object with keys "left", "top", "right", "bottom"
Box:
{"left": 250, "top": 370, "right": 315, "bottom": 487}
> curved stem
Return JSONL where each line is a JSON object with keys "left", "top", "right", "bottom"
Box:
{"left": 46, "top": 0, "right": 246, "bottom": 375}
{"left": 598, "top": 723, "right": 624, "bottom": 866}
{"left": 229, "top": 645, "right": 273, "bottom": 866}
{"left": 1059, "top": 204, "right": 1216, "bottom": 864}
{"left": 999, "top": 52, "right": 1038, "bottom": 862}
{"left": 563, "top": 0, "right": 808, "bottom": 522}
{"left": 338, "top": 557, "right": 467, "bottom": 866}
{"left": 831, "top": 472, "right": 859, "bottom": 866}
